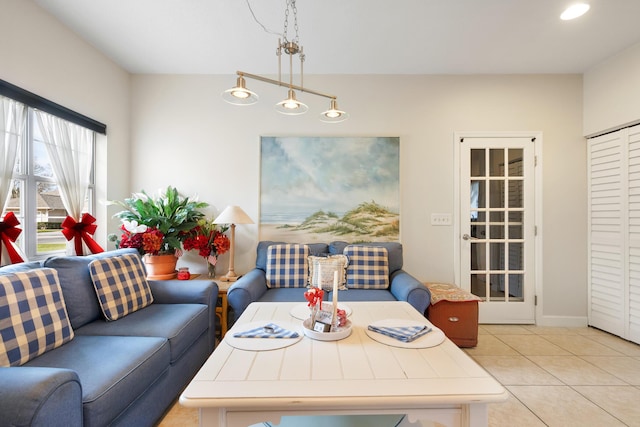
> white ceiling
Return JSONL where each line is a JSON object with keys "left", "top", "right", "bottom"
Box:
{"left": 33, "top": 0, "right": 640, "bottom": 75}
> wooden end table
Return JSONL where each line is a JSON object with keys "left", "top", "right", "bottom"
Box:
{"left": 215, "top": 280, "right": 231, "bottom": 338}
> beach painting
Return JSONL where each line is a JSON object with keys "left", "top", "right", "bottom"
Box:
{"left": 259, "top": 136, "right": 400, "bottom": 243}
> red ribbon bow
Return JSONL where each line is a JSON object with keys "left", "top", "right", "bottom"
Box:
{"left": 61, "top": 213, "right": 104, "bottom": 256}
{"left": 0, "top": 212, "right": 25, "bottom": 264}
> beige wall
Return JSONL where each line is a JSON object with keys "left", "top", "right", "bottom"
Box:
{"left": 132, "top": 74, "right": 587, "bottom": 324}
{"left": 584, "top": 41, "right": 640, "bottom": 136}
{"left": 1, "top": 0, "right": 588, "bottom": 324}
{"left": 0, "top": 0, "right": 131, "bottom": 247}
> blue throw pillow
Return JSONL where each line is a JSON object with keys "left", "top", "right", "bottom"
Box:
{"left": 89, "top": 253, "right": 154, "bottom": 321}
{"left": 266, "top": 244, "right": 309, "bottom": 288}
{"left": 344, "top": 245, "right": 390, "bottom": 289}
{"left": 0, "top": 268, "right": 74, "bottom": 367}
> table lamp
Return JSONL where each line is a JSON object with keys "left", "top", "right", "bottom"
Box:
{"left": 213, "top": 205, "right": 254, "bottom": 281}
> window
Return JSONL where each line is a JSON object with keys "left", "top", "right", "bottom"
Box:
{"left": 4, "top": 108, "right": 96, "bottom": 259}
{"left": 1, "top": 81, "right": 105, "bottom": 263}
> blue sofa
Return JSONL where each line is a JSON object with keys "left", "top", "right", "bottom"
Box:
{"left": 0, "top": 248, "right": 217, "bottom": 427}
{"left": 227, "top": 241, "right": 430, "bottom": 321}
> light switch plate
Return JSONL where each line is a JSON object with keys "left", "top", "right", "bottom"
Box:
{"left": 431, "top": 213, "right": 452, "bottom": 226}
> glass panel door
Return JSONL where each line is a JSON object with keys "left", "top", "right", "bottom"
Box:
{"left": 461, "top": 137, "right": 535, "bottom": 323}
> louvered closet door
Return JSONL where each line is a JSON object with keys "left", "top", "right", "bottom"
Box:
{"left": 588, "top": 130, "right": 625, "bottom": 337}
{"left": 628, "top": 126, "right": 640, "bottom": 343}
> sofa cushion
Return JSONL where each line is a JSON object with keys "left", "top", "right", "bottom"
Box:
{"left": 256, "top": 241, "right": 328, "bottom": 271}
{"left": 0, "top": 268, "right": 74, "bottom": 367}
{"left": 334, "top": 288, "right": 397, "bottom": 302}
{"left": 89, "top": 253, "right": 154, "bottom": 321}
{"left": 344, "top": 245, "right": 390, "bottom": 289}
{"left": 329, "top": 241, "right": 403, "bottom": 273}
{"left": 75, "top": 303, "right": 208, "bottom": 363}
{"left": 24, "top": 335, "right": 169, "bottom": 427}
{"left": 257, "top": 287, "right": 314, "bottom": 303}
{"left": 308, "top": 255, "right": 348, "bottom": 291}
{"left": 266, "top": 244, "right": 310, "bottom": 288}
{"left": 43, "top": 248, "right": 141, "bottom": 329}
{"left": 0, "top": 261, "right": 44, "bottom": 274}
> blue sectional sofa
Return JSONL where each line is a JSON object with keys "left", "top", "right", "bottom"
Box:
{"left": 0, "top": 248, "right": 217, "bottom": 427}
{"left": 227, "top": 241, "right": 430, "bottom": 321}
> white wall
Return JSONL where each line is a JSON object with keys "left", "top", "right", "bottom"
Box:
{"left": 584, "top": 41, "right": 640, "bottom": 136}
{"left": 0, "top": 0, "right": 131, "bottom": 247}
{"left": 131, "top": 74, "right": 586, "bottom": 322}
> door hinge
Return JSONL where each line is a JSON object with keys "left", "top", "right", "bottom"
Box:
{"left": 535, "top": 295, "right": 538, "bottom": 306}
{"left": 534, "top": 225, "right": 538, "bottom": 236}
{"left": 534, "top": 156, "right": 538, "bottom": 166}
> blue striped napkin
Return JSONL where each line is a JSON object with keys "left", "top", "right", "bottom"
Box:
{"left": 233, "top": 323, "right": 300, "bottom": 339}
{"left": 367, "top": 324, "right": 431, "bottom": 342}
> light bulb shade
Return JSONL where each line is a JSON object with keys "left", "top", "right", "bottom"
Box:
{"left": 213, "top": 205, "right": 254, "bottom": 225}
{"left": 320, "top": 99, "right": 349, "bottom": 123}
{"left": 222, "top": 76, "right": 259, "bottom": 105}
{"left": 275, "top": 89, "right": 308, "bottom": 115}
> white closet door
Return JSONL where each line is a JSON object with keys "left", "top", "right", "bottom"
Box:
{"left": 588, "top": 130, "right": 625, "bottom": 337}
{"left": 628, "top": 125, "right": 640, "bottom": 342}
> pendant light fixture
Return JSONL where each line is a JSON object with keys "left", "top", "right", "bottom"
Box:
{"left": 222, "top": 0, "right": 349, "bottom": 123}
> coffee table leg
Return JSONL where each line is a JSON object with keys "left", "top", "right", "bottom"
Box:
{"left": 463, "top": 403, "right": 488, "bottom": 427}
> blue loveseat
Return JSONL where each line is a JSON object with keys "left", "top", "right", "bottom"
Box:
{"left": 227, "top": 241, "right": 430, "bottom": 321}
{"left": 0, "top": 248, "right": 217, "bottom": 427}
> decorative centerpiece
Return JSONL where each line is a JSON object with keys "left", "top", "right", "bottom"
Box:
{"left": 302, "top": 271, "right": 351, "bottom": 341}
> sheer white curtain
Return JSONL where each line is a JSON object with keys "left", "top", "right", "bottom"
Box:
{"left": 0, "top": 96, "right": 26, "bottom": 265}
{"left": 0, "top": 96, "right": 25, "bottom": 211}
{"left": 35, "top": 110, "right": 98, "bottom": 255}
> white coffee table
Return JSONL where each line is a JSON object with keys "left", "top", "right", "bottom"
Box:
{"left": 180, "top": 301, "right": 507, "bottom": 427}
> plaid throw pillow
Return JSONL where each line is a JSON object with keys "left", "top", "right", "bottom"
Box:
{"left": 89, "top": 253, "right": 154, "bottom": 321}
{"left": 344, "top": 246, "right": 390, "bottom": 289}
{"left": 0, "top": 268, "right": 74, "bottom": 367}
{"left": 308, "top": 255, "right": 348, "bottom": 291}
{"left": 266, "top": 244, "right": 309, "bottom": 288}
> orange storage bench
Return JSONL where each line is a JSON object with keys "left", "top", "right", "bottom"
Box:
{"left": 425, "top": 282, "right": 482, "bottom": 348}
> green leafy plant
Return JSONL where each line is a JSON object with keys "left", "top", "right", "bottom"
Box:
{"left": 111, "top": 186, "right": 208, "bottom": 255}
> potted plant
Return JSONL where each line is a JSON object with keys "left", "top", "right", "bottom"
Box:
{"left": 110, "top": 186, "right": 208, "bottom": 278}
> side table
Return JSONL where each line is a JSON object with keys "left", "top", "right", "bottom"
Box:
{"left": 425, "top": 282, "right": 482, "bottom": 348}
{"left": 215, "top": 280, "right": 231, "bottom": 338}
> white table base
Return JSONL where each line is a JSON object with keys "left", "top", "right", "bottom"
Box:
{"left": 200, "top": 403, "right": 487, "bottom": 427}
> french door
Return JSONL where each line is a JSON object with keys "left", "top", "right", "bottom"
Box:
{"left": 458, "top": 135, "right": 538, "bottom": 323}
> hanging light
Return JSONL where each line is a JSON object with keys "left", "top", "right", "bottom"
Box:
{"left": 275, "top": 89, "right": 308, "bottom": 115}
{"left": 221, "top": 0, "right": 348, "bottom": 123}
{"left": 222, "top": 75, "right": 258, "bottom": 105}
{"left": 320, "top": 99, "right": 349, "bottom": 123}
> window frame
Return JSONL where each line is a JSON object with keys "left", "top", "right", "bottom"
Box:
{"left": 10, "top": 108, "right": 97, "bottom": 260}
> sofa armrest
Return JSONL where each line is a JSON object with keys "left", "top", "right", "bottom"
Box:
{"left": 148, "top": 279, "right": 218, "bottom": 353}
{"left": 0, "top": 367, "right": 82, "bottom": 427}
{"left": 227, "top": 269, "right": 268, "bottom": 321}
{"left": 389, "top": 270, "right": 431, "bottom": 315}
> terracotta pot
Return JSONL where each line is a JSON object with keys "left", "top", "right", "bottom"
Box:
{"left": 144, "top": 253, "right": 178, "bottom": 280}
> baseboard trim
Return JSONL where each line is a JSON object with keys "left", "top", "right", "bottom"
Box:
{"left": 536, "top": 315, "right": 588, "bottom": 327}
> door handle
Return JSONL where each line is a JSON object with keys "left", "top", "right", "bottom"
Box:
{"left": 462, "top": 234, "right": 479, "bottom": 241}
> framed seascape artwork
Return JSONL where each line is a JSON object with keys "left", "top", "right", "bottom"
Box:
{"left": 259, "top": 136, "right": 400, "bottom": 243}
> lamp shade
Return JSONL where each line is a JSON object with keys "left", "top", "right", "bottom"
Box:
{"left": 213, "top": 206, "right": 254, "bottom": 225}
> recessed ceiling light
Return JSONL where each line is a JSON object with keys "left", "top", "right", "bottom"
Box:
{"left": 561, "top": 3, "right": 590, "bottom": 20}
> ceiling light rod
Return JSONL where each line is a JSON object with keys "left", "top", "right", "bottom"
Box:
{"left": 235, "top": 70, "right": 336, "bottom": 101}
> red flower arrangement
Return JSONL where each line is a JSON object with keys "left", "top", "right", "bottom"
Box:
{"left": 115, "top": 220, "right": 166, "bottom": 256}
{"left": 183, "top": 219, "right": 230, "bottom": 276}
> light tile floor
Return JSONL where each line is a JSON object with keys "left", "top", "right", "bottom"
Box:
{"left": 158, "top": 325, "right": 640, "bottom": 427}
